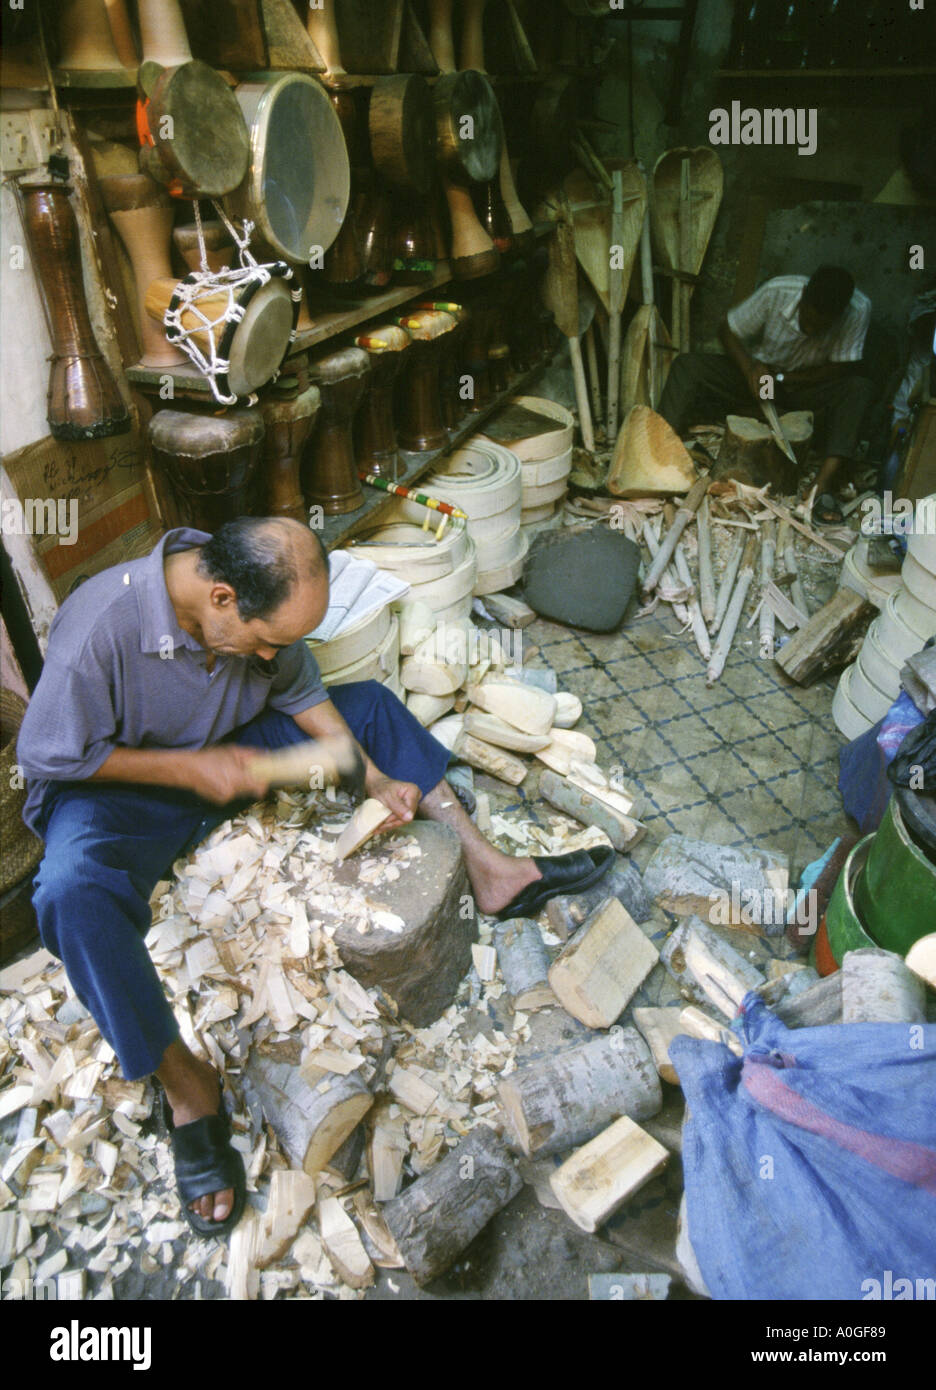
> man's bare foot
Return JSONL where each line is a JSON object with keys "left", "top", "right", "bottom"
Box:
{"left": 155, "top": 1040, "right": 234, "bottom": 1224}
{"left": 470, "top": 855, "right": 542, "bottom": 916}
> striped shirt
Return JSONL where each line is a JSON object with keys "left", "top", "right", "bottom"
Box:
{"left": 18, "top": 528, "right": 328, "bottom": 833}
{"left": 727, "top": 275, "right": 870, "bottom": 369}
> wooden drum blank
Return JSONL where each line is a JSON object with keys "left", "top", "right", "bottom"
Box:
{"left": 99, "top": 172, "right": 188, "bottom": 369}
{"left": 302, "top": 347, "right": 371, "bottom": 516}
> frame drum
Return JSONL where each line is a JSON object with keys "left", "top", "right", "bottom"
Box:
{"left": 138, "top": 59, "right": 249, "bottom": 198}
{"left": 224, "top": 73, "right": 351, "bottom": 264}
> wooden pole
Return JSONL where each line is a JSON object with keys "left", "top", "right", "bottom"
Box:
{"left": 641, "top": 476, "right": 708, "bottom": 596}
{"left": 711, "top": 531, "right": 744, "bottom": 635}
{"left": 585, "top": 322, "right": 603, "bottom": 434}
{"left": 673, "top": 539, "right": 712, "bottom": 661}
{"left": 758, "top": 519, "right": 776, "bottom": 659}
{"left": 697, "top": 494, "right": 716, "bottom": 627}
{"left": 677, "top": 155, "right": 691, "bottom": 353}
{"left": 607, "top": 168, "right": 625, "bottom": 440}
{"left": 706, "top": 535, "right": 758, "bottom": 685}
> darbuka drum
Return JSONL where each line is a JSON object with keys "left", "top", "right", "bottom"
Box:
{"left": 302, "top": 347, "right": 371, "bottom": 516}
{"left": 224, "top": 72, "right": 350, "bottom": 264}
{"left": 99, "top": 171, "right": 188, "bottom": 369}
{"left": 259, "top": 382, "right": 321, "bottom": 522}
{"left": 148, "top": 407, "right": 266, "bottom": 531}
{"left": 434, "top": 71, "right": 502, "bottom": 279}
{"left": 395, "top": 309, "right": 456, "bottom": 452}
{"left": 137, "top": 59, "right": 249, "bottom": 198}
{"left": 414, "top": 299, "right": 467, "bottom": 429}
{"left": 20, "top": 182, "right": 130, "bottom": 441}
{"left": 355, "top": 324, "right": 412, "bottom": 480}
{"left": 145, "top": 267, "right": 300, "bottom": 403}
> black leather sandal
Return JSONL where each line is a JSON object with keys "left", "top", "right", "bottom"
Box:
{"left": 495, "top": 844, "right": 615, "bottom": 921}
{"left": 154, "top": 1078, "right": 246, "bottom": 1239}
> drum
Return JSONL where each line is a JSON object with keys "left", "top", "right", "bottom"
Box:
{"left": 224, "top": 72, "right": 350, "bottom": 266}
{"left": 323, "top": 89, "right": 366, "bottom": 287}
{"left": 173, "top": 221, "right": 236, "bottom": 273}
{"left": 355, "top": 324, "right": 412, "bottom": 480}
{"left": 99, "top": 172, "right": 188, "bottom": 369}
{"left": 137, "top": 59, "right": 250, "bottom": 198}
{"left": 148, "top": 407, "right": 265, "bottom": 531}
{"left": 414, "top": 299, "right": 468, "bottom": 429}
{"left": 145, "top": 267, "right": 300, "bottom": 402}
{"left": 58, "top": 0, "right": 125, "bottom": 71}
{"left": 302, "top": 347, "right": 371, "bottom": 515}
{"left": 395, "top": 309, "right": 456, "bottom": 452}
{"left": 137, "top": 0, "right": 192, "bottom": 67}
{"left": 19, "top": 182, "right": 130, "bottom": 441}
{"left": 369, "top": 75, "right": 437, "bottom": 197}
{"left": 307, "top": 0, "right": 345, "bottom": 75}
{"left": 259, "top": 382, "right": 322, "bottom": 522}
{"left": 434, "top": 71, "right": 502, "bottom": 279}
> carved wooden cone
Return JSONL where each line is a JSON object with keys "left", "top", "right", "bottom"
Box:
{"left": 355, "top": 323, "right": 411, "bottom": 479}
{"left": 302, "top": 347, "right": 370, "bottom": 515}
{"left": 382, "top": 1127, "right": 521, "bottom": 1286}
{"left": 58, "top": 0, "right": 125, "bottom": 70}
{"left": 444, "top": 179, "right": 499, "bottom": 279}
{"left": 259, "top": 383, "right": 322, "bottom": 522}
{"left": 19, "top": 183, "right": 130, "bottom": 441}
{"left": 99, "top": 173, "right": 188, "bottom": 368}
{"left": 104, "top": 0, "right": 138, "bottom": 66}
{"left": 395, "top": 309, "right": 455, "bottom": 451}
{"left": 497, "top": 1030, "right": 662, "bottom": 1159}
{"left": 499, "top": 147, "right": 534, "bottom": 253}
{"left": 427, "top": 0, "right": 457, "bottom": 71}
{"left": 137, "top": 0, "right": 193, "bottom": 66}
{"left": 459, "top": 0, "right": 490, "bottom": 70}
{"left": 244, "top": 1049, "right": 373, "bottom": 1176}
{"left": 307, "top": 0, "right": 345, "bottom": 74}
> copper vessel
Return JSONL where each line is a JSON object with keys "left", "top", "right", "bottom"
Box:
{"left": 21, "top": 182, "right": 130, "bottom": 441}
{"left": 302, "top": 348, "right": 370, "bottom": 515}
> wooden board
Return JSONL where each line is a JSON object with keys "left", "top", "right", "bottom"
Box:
{"left": 775, "top": 588, "right": 876, "bottom": 686}
{"left": 650, "top": 146, "right": 723, "bottom": 278}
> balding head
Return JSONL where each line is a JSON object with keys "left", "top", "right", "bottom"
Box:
{"left": 197, "top": 516, "right": 328, "bottom": 622}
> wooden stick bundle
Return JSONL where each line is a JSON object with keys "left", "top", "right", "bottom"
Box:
{"left": 641, "top": 476, "right": 708, "bottom": 596}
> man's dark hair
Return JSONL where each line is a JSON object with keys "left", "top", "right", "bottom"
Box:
{"left": 196, "top": 517, "right": 327, "bottom": 621}
{"left": 803, "top": 266, "right": 855, "bottom": 321}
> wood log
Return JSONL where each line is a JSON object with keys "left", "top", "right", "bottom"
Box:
{"left": 335, "top": 798, "right": 393, "bottom": 860}
{"left": 243, "top": 1051, "right": 373, "bottom": 1177}
{"left": 549, "top": 1115, "right": 669, "bottom": 1233}
{"left": 466, "top": 679, "right": 557, "bottom": 735}
{"left": 696, "top": 495, "right": 716, "bottom": 627}
{"left": 905, "top": 933, "right": 936, "bottom": 993}
{"left": 706, "top": 533, "right": 758, "bottom": 685}
{"left": 658, "top": 915, "right": 764, "bottom": 1020}
{"left": 711, "top": 532, "right": 744, "bottom": 636}
{"left": 773, "top": 973, "right": 843, "bottom": 1028}
{"left": 758, "top": 520, "right": 776, "bottom": 659}
{"left": 538, "top": 769, "right": 646, "bottom": 852}
{"left": 546, "top": 862, "right": 654, "bottom": 941}
{"left": 641, "top": 477, "right": 708, "bottom": 596}
{"left": 481, "top": 592, "right": 537, "bottom": 628}
{"left": 452, "top": 732, "right": 528, "bottom": 785}
{"left": 553, "top": 692, "right": 583, "bottom": 727}
{"left": 632, "top": 1007, "right": 683, "bottom": 1085}
{"left": 548, "top": 898, "right": 659, "bottom": 1029}
{"left": 841, "top": 947, "right": 926, "bottom": 1024}
{"left": 712, "top": 414, "right": 808, "bottom": 492}
{"left": 777, "top": 517, "right": 809, "bottom": 618}
{"left": 497, "top": 1029, "right": 662, "bottom": 1159}
{"left": 764, "top": 581, "right": 808, "bottom": 630}
{"left": 493, "top": 918, "right": 555, "bottom": 1011}
{"left": 381, "top": 1127, "right": 522, "bottom": 1285}
{"left": 678, "top": 1005, "right": 743, "bottom": 1055}
{"left": 672, "top": 539, "right": 711, "bottom": 661}
{"left": 398, "top": 599, "right": 436, "bottom": 655}
{"left": 564, "top": 767, "right": 642, "bottom": 821}
{"left": 256, "top": 1170, "right": 319, "bottom": 1269}
{"left": 775, "top": 588, "right": 876, "bottom": 686}
{"left": 248, "top": 734, "right": 359, "bottom": 790}
{"left": 318, "top": 1196, "right": 375, "bottom": 1288}
{"left": 407, "top": 691, "right": 455, "bottom": 726}
{"left": 463, "top": 710, "right": 551, "bottom": 753}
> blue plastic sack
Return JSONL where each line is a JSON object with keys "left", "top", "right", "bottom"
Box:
{"left": 838, "top": 690, "right": 925, "bottom": 832}
{"left": 671, "top": 996, "right": 936, "bottom": 1301}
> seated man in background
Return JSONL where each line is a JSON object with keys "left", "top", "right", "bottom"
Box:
{"left": 659, "top": 265, "right": 874, "bottom": 524}
{"left": 17, "top": 518, "right": 612, "bottom": 1239}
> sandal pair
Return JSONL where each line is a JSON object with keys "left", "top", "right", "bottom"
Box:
{"left": 154, "top": 1077, "right": 246, "bottom": 1238}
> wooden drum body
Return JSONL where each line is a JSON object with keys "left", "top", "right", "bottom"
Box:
{"left": 355, "top": 324, "right": 412, "bottom": 480}
{"left": 20, "top": 182, "right": 130, "bottom": 441}
{"left": 370, "top": 75, "right": 437, "bottom": 286}
{"left": 434, "top": 71, "right": 502, "bottom": 281}
{"left": 225, "top": 73, "right": 351, "bottom": 265}
{"left": 137, "top": 0, "right": 192, "bottom": 67}
{"left": 148, "top": 407, "right": 266, "bottom": 531}
{"left": 260, "top": 383, "right": 322, "bottom": 522}
{"left": 138, "top": 59, "right": 249, "bottom": 198}
{"left": 415, "top": 300, "right": 467, "bottom": 430}
{"left": 99, "top": 172, "right": 188, "bottom": 369}
{"left": 395, "top": 309, "right": 456, "bottom": 452}
{"left": 302, "top": 347, "right": 371, "bottom": 515}
{"left": 58, "top": 0, "right": 125, "bottom": 72}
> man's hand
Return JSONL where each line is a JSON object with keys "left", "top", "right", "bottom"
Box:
{"left": 366, "top": 773, "right": 421, "bottom": 830}
{"left": 746, "top": 357, "right": 770, "bottom": 401}
{"left": 183, "top": 746, "right": 271, "bottom": 805}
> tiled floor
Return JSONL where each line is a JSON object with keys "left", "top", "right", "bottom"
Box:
{"left": 523, "top": 602, "right": 854, "bottom": 884}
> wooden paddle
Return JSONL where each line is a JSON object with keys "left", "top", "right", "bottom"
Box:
{"left": 541, "top": 191, "right": 594, "bottom": 452}
{"left": 650, "top": 147, "right": 723, "bottom": 353}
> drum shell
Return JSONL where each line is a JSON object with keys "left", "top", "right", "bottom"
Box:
{"left": 139, "top": 60, "right": 250, "bottom": 198}
{"left": 434, "top": 71, "right": 501, "bottom": 184}
{"left": 260, "top": 384, "right": 321, "bottom": 521}
{"left": 148, "top": 407, "right": 266, "bottom": 531}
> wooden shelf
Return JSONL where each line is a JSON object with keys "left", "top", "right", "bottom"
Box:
{"left": 318, "top": 353, "right": 553, "bottom": 551}
{"left": 127, "top": 224, "right": 556, "bottom": 397}
{"left": 719, "top": 67, "right": 936, "bottom": 78}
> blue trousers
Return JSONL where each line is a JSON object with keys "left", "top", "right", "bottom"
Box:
{"left": 32, "top": 682, "right": 450, "bottom": 1080}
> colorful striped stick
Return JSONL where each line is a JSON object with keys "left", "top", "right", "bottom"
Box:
{"left": 358, "top": 473, "right": 468, "bottom": 540}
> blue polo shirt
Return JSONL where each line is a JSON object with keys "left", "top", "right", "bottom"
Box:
{"left": 17, "top": 528, "right": 328, "bottom": 833}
